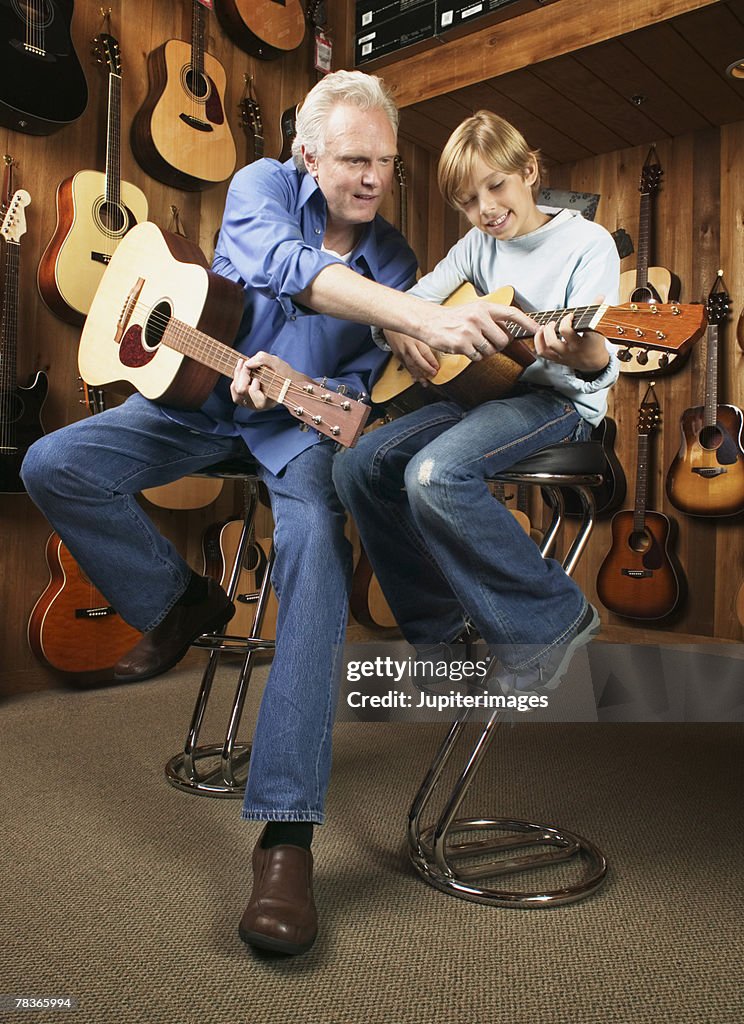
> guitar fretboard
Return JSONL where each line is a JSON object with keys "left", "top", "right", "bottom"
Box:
{"left": 0, "top": 238, "right": 20, "bottom": 447}
{"left": 105, "top": 72, "right": 122, "bottom": 210}
{"left": 191, "top": 0, "right": 206, "bottom": 81}
{"left": 504, "top": 304, "right": 602, "bottom": 339}
{"left": 703, "top": 324, "right": 719, "bottom": 427}
{"left": 633, "top": 432, "right": 651, "bottom": 531}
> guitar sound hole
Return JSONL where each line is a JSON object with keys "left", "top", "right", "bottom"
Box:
{"left": 143, "top": 301, "right": 172, "bottom": 351}
{"left": 698, "top": 425, "right": 723, "bottom": 451}
{"left": 629, "top": 529, "right": 651, "bottom": 554}
{"left": 185, "top": 68, "right": 209, "bottom": 100}
{"left": 12, "top": 0, "right": 53, "bottom": 28}
{"left": 99, "top": 201, "right": 127, "bottom": 235}
{"left": 0, "top": 388, "right": 23, "bottom": 425}
{"left": 630, "top": 285, "right": 662, "bottom": 304}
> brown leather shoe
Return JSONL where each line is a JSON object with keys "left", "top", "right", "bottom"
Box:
{"left": 238, "top": 833, "right": 317, "bottom": 955}
{"left": 113, "top": 578, "right": 234, "bottom": 683}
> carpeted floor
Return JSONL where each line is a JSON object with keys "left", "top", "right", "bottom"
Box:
{"left": 2, "top": 657, "right": 743, "bottom": 1024}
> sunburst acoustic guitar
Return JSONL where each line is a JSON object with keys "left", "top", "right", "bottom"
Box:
{"left": 131, "top": 0, "right": 236, "bottom": 191}
{"left": 37, "top": 33, "right": 148, "bottom": 326}
{"left": 666, "top": 272, "right": 744, "bottom": 518}
{"left": 597, "top": 387, "right": 683, "bottom": 620}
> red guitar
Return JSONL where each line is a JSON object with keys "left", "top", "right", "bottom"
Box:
{"left": 597, "top": 387, "right": 683, "bottom": 620}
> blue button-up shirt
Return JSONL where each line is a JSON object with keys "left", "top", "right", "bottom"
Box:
{"left": 161, "top": 158, "right": 417, "bottom": 474}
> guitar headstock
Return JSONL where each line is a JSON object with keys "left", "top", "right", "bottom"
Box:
{"left": 638, "top": 387, "right": 661, "bottom": 435}
{"left": 597, "top": 302, "right": 706, "bottom": 355}
{"left": 79, "top": 379, "right": 107, "bottom": 416}
{"left": 706, "top": 270, "right": 730, "bottom": 327}
{"left": 239, "top": 75, "right": 263, "bottom": 138}
{"left": 0, "top": 189, "right": 31, "bottom": 244}
{"left": 92, "top": 33, "right": 121, "bottom": 77}
{"left": 254, "top": 368, "right": 370, "bottom": 448}
{"left": 395, "top": 155, "right": 407, "bottom": 189}
{"left": 639, "top": 145, "right": 662, "bottom": 195}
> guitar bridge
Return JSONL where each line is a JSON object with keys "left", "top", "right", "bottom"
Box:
{"left": 692, "top": 467, "right": 727, "bottom": 477}
{"left": 621, "top": 568, "right": 653, "bottom": 578}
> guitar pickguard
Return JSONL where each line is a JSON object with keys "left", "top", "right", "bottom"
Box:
{"left": 120, "top": 324, "right": 155, "bottom": 369}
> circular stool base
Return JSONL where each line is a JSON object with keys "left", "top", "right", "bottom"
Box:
{"left": 165, "top": 743, "right": 250, "bottom": 797}
{"left": 410, "top": 817, "right": 608, "bottom": 907}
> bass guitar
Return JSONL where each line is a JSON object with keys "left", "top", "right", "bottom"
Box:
{"left": 0, "top": 0, "right": 88, "bottom": 135}
{"left": 0, "top": 186, "right": 48, "bottom": 494}
{"left": 27, "top": 381, "right": 142, "bottom": 677}
{"left": 78, "top": 222, "right": 370, "bottom": 448}
{"left": 37, "top": 33, "right": 148, "bottom": 326}
{"left": 131, "top": 0, "right": 236, "bottom": 191}
{"left": 617, "top": 146, "right": 683, "bottom": 376}
{"left": 666, "top": 272, "right": 744, "bottom": 517}
{"left": 214, "top": 0, "right": 305, "bottom": 61}
{"left": 371, "top": 282, "right": 706, "bottom": 416}
{"left": 597, "top": 387, "right": 682, "bottom": 620}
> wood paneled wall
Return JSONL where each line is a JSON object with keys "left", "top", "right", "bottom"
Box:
{"left": 0, "top": 0, "right": 350, "bottom": 696}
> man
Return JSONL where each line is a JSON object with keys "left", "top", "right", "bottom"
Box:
{"left": 22, "top": 72, "right": 532, "bottom": 956}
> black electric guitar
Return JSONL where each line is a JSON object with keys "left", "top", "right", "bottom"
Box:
{"left": 666, "top": 272, "right": 744, "bottom": 517}
{"left": 0, "top": 187, "right": 48, "bottom": 494}
{"left": 278, "top": 103, "right": 298, "bottom": 162}
{"left": 0, "top": 0, "right": 88, "bottom": 135}
{"left": 239, "top": 75, "right": 265, "bottom": 161}
{"left": 597, "top": 388, "right": 682, "bottom": 620}
{"left": 551, "top": 416, "right": 627, "bottom": 518}
{"left": 617, "top": 146, "right": 683, "bottom": 376}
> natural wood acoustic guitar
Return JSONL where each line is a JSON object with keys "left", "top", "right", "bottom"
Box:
{"left": 666, "top": 272, "right": 744, "bottom": 517}
{"left": 617, "top": 146, "right": 683, "bottom": 376}
{"left": 37, "top": 33, "right": 148, "bottom": 325}
{"left": 597, "top": 387, "right": 682, "bottom": 620}
{"left": 78, "top": 222, "right": 371, "bottom": 449}
{"left": 214, "top": 0, "right": 305, "bottom": 61}
{"left": 371, "top": 283, "right": 706, "bottom": 417}
{"left": 203, "top": 520, "right": 278, "bottom": 639}
{"left": 131, "top": 0, "right": 236, "bottom": 191}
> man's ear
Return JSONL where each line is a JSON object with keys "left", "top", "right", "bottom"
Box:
{"left": 303, "top": 146, "right": 318, "bottom": 178}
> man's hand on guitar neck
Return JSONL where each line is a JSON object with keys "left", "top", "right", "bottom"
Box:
{"left": 231, "top": 352, "right": 294, "bottom": 411}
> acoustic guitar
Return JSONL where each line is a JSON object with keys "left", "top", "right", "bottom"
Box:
{"left": 37, "top": 33, "right": 148, "bottom": 326}
{"left": 0, "top": 0, "right": 88, "bottom": 135}
{"left": 131, "top": 0, "right": 236, "bottom": 191}
{"left": 597, "top": 387, "right": 682, "bottom": 620}
{"left": 202, "top": 520, "right": 278, "bottom": 639}
{"left": 666, "top": 272, "right": 744, "bottom": 518}
{"left": 27, "top": 382, "right": 142, "bottom": 677}
{"left": 77, "top": 222, "right": 371, "bottom": 449}
{"left": 0, "top": 186, "right": 48, "bottom": 494}
{"left": 278, "top": 103, "right": 298, "bottom": 162}
{"left": 214, "top": 0, "right": 305, "bottom": 61}
{"left": 617, "top": 146, "right": 683, "bottom": 376}
{"left": 371, "top": 282, "right": 706, "bottom": 417}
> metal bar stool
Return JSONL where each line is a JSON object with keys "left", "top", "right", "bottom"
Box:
{"left": 165, "top": 458, "right": 276, "bottom": 798}
{"left": 408, "top": 441, "right": 609, "bottom": 907}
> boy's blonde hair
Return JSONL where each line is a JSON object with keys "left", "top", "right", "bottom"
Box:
{"left": 438, "top": 110, "right": 542, "bottom": 208}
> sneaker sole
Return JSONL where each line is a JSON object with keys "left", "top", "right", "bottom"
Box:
{"left": 503, "top": 605, "right": 601, "bottom": 698}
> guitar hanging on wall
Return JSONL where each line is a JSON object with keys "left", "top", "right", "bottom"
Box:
{"left": 596, "top": 386, "right": 683, "bottom": 620}
{"left": 131, "top": 0, "right": 236, "bottom": 191}
{"left": 37, "top": 32, "right": 148, "bottom": 326}
{"left": 238, "top": 74, "right": 264, "bottom": 161}
{"left": 27, "top": 381, "right": 142, "bottom": 678}
{"left": 213, "top": 0, "right": 305, "bottom": 61}
{"left": 0, "top": 0, "right": 88, "bottom": 135}
{"left": 665, "top": 272, "right": 744, "bottom": 517}
{"left": 203, "top": 519, "right": 278, "bottom": 639}
{"left": 0, "top": 184, "right": 48, "bottom": 494}
{"left": 616, "top": 146, "right": 684, "bottom": 376}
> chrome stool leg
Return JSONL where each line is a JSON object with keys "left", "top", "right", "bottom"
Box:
{"left": 165, "top": 476, "right": 276, "bottom": 797}
{"left": 407, "top": 443, "right": 609, "bottom": 906}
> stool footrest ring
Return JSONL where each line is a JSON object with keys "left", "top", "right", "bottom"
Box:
{"left": 165, "top": 743, "right": 251, "bottom": 797}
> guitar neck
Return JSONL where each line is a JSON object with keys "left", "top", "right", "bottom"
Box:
{"left": 506, "top": 303, "right": 602, "bottom": 338}
{"left": 0, "top": 238, "right": 20, "bottom": 393}
{"left": 105, "top": 71, "right": 122, "bottom": 208}
{"left": 635, "top": 190, "right": 652, "bottom": 288}
{"left": 703, "top": 324, "right": 719, "bottom": 426}
{"left": 633, "top": 432, "right": 651, "bottom": 531}
{"left": 192, "top": 0, "right": 207, "bottom": 78}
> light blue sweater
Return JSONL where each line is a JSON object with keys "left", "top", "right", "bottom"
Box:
{"left": 400, "top": 208, "right": 621, "bottom": 425}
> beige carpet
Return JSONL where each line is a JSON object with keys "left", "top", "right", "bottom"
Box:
{"left": 2, "top": 658, "right": 743, "bottom": 1024}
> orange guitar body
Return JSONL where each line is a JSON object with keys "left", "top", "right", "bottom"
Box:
{"left": 28, "top": 533, "right": 141, "bottom": 675}
{"left": 666, "top": 405, "right": 744, "bottom": 517}
{"left": 597, "top": 509, "right": 681, "bottom": 620}
{"left": 203, "top": 520, "right": 278, "bottom": 639}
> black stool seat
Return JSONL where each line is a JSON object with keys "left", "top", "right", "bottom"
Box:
{"left": 505, "top": 440, "right": 606, "bottom": 477}
{"left": 194, "top": 457, "right": 260, "bottom": 479}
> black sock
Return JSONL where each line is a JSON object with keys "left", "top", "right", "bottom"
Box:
{"left": 261, "top": 822, "right": 314, "bottom": 850}
{"left": 177, "top": 571, "right": 209, "bottom": 606}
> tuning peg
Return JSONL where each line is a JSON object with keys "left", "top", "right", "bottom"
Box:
{"left": 298, "top": 422, "right": 310, "bottom": 432}
{"left": 616, "top": 349, "right": 632, "bottom": 362}
{"left": 336, "top": 384, "right": 348, "bottom": 395}
{"left": 636, "top": 350, "right": 649, "bottom": 365}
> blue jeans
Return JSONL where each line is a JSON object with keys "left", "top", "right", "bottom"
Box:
{"left": 22, "top": 394, "right": 351, "bottom": 823}
{"left": 333, "top": 388, "right": 592, "bottom": 672}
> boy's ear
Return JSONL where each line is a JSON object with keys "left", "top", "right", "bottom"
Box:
{"left": 523, "top": 157, "right": 539, "bottom": 187}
